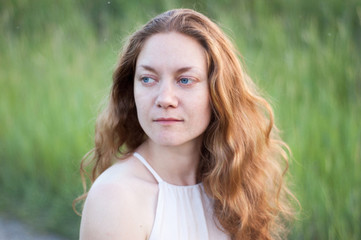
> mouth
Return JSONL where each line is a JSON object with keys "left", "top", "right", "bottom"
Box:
{"left": 153, "top": 118, "right": 183, "bottom": 123}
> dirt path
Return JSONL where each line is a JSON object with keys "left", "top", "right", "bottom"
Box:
{"left": 0, "top": 217, "right": 67, "bottom": 240}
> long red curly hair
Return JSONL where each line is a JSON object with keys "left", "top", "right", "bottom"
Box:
{"left": 74, "top": 8, "right": 296, "bottom": 240}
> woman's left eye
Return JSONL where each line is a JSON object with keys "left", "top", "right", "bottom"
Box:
{"left": 179, "top": 78, "right": 193, "bottom": 85}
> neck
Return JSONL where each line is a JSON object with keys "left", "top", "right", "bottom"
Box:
{"left": 136, "top": 139, "right": 202, "bottom": 186}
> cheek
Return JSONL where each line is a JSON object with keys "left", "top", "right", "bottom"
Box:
{"left": 134, "top": 85, "right": 144, "bottom": 107}
{"left": 134, "top": 91, "right": 143, "bottom": 117}
{"left": 193, "top": 92, "right": 211, "bottom": 122}
{"left": 134, "top": 94, "right": 150, "bottom": 123}
{"left": 204, "top": 102, "right": 212, "bottom": 124}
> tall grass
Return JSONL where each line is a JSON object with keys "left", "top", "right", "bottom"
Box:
{"left": 1, "top": 0, "right": 360, "bottom": 239}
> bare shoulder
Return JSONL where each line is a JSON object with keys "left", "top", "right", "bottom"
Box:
{"left": 79, "top": 155, "right": 158, "bottom": 240}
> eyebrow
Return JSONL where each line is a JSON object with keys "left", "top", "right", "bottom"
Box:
{"left": 138, "top": 65, "right": 157, "bottom": 73}
{"left": 138, "top": 65, "right": 196, "bottom": 75}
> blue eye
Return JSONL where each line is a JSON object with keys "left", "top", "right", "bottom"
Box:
{"left": 179, "top": 78, "right": 191, "bottom": 84}
{"left": 141, "top": 77, "right": 155, "bottom": 84}
{"left": 142, "top": 77, "right": 150, "bottom": 83}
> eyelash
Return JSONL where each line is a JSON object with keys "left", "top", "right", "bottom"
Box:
{"left": 178, "top": 77, "right": 194, "bottom": 85}
{"left": 139, "top": 76, "right": 197, "bottom": 86}
{"left": 140, "top": 76, "right": 156, "bottom": 85}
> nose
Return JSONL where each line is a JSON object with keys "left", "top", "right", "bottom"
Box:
{"left": 155, "top": 80, "right": 178, "bottom": 109}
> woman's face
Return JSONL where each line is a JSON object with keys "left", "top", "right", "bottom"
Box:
{"left": 134, "top": 32, "right": 211, "bottom": 148}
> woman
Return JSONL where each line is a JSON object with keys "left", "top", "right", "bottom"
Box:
{"left": 76, "top": 8, "right": 295, "bottom": 240}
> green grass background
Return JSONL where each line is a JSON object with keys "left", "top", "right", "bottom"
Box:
{"left": 1, "top": 0, "right": 360, "bottom": 239}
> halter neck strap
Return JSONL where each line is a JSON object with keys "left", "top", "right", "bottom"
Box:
{"left": 133, "top": 152, "right": 164, "bottom": 183}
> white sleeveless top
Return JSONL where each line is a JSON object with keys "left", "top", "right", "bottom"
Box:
{"left": 133, "top": 153, "right": 230, "bottom": 240}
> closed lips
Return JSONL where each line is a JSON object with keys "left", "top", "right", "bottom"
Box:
{"left": 154, "top": 118, "right": 183, "bottom": 122}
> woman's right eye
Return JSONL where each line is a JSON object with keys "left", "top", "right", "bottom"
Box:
{"left": 141, "top": 76, "right": 155, "bottom": 84}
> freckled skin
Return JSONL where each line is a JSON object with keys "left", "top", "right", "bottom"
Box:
{"left": 134, "top": 32, "right": 211, "bottom": 148}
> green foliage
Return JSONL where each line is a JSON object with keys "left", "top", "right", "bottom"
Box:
{"left": 1, "top": 0, "right": 360, "bottom": 239}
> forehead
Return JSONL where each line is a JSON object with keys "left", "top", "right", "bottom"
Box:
{"left": 136, "top": 32, "right": 207, "bottom": 72}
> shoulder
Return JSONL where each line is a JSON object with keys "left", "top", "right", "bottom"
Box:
{"left": 79, "top": 155, "right": 158, "bottom": 240}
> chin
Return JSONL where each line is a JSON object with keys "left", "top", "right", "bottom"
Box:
{"left": 150, "top": 134, "right": 202, "bottom": 149}
{"left": 154, "top": 139, "right": 185, "bottom": 147}
{"left": 148, "top": 134, "right": 184, "bottom": 146}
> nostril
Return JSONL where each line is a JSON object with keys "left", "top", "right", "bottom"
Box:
{"left": 155, "top": 81, "right": 179, "bottom": 108}
{"left": 155, "top": 93, "right": 178, "bottom": 109}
